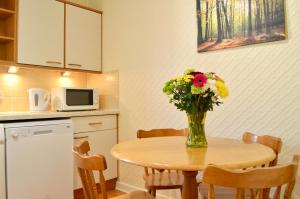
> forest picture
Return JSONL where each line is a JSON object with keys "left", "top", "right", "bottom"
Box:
{"left": 196, "top": 0, "right": 286, "bottom": 52}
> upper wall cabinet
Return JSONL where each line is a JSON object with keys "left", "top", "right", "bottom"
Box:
{"left": 17, "top": 0, "right": 64, "bottom": 68}
{"left": 66, "top": 4, "right": 102, "bottom": 72}
{"left": 0, "top": 0, "right": 17, "bottom": 62}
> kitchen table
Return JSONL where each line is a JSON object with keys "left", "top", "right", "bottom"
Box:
{"left": 111, "top": 136, "right": 275, "bottom": 199}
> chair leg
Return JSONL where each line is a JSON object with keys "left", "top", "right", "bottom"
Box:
{"left": 151, "top": 189, "right": 156, "bottom": 197}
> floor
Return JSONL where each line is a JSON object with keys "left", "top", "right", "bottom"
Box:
{"left": 75, "top": 190, "right": 125, "bottom": 199}
{"left": 107, "top": 190, "right": 126, "bottom": 198}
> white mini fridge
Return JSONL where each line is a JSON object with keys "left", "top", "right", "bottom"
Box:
{"left": 4, "top": 119, "right": 73, "bottom": 199}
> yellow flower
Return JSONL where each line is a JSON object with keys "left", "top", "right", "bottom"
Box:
{"left": 183, "top": 75, "right": 194, "bottom": 82}
{"left": 216, "top": 80, "right": 229, "bottom": 98}
{"left": 215, "top": 75, "right": 225, "bottom": 83}
{"left": 176, "top": 76, "right": 184, "bottom": 81}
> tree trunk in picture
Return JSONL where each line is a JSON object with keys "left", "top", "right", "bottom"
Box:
{"left": 263, "top": 0, "right": 271, "bottom": 35}
{"left": 210, "top": 0, "right": 213, "bottom": 41}
{"left": 243, "top": 0, "right": 246, "bottom": 37}
{"left": 220, "top": 5, "right": 225, "bottom": 39}
{"left": 197, "top": 0, "right": 204, "bottom": 45}
{"left": 271, "top": 0, "right": 274, "bottom": 28}
{"left": 275, "top": 0, "right": 279, "bottom": 27}
{"left": 231, "top": 0, "right": 235, "bottom": 36}
{"left": 205, "top": 0, "right": 209, "bottom": 41}
{"left": 239, "top": 1, "right": 242, "bottom": 35}
{"left": 248, "top": 0, "right": 253, "bottom": 37}
{"left": 221, "top": 0, "right": 232, "bottom": 38}
{"left": 216, "top": 0, "right": 223, "bottom": 42}
{"left": 255, "top": 0, "right": 262, "bottom": 33}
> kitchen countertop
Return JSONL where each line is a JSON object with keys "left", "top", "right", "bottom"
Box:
{"left": 0, "top": 109, "right": 119, "bottom": 122}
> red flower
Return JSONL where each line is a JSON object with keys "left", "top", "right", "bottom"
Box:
{"left": 193, "top": 74, "right": 207, "bottom": 87}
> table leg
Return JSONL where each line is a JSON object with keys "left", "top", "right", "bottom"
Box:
{"left": 182, "top": 171, "right": 198, "bottom": 199}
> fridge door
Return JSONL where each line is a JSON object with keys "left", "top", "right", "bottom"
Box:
{"left": 6, "top": 122, "right": 73, "bottom": 199}
{"left": 0, "top": 125, "right": 6, "bottom": 199}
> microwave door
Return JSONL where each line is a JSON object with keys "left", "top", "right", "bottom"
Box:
{"left": 66, "top": 89, "right": 93, "bottom": 106}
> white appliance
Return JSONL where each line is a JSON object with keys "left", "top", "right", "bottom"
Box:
{"left": 28, "top": 88, "right": 51, "bottom": 112}
{"left": 0, "top": 124, "right": 6, "bottom": 199}
{"left": 4, "top": 119, "right": 73, "bottom": 199}
{"left": 51, "top": 87, "right": 99, "bottom": 111}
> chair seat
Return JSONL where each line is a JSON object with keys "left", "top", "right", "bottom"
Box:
{"left": 112, "top": 191, "right": 154, "bottom": 199}
{"left": 199, "top": 183, "right": 252, "bottom": 199}
{"left": 145, "top": 172, "right": 201, "bottom": 189}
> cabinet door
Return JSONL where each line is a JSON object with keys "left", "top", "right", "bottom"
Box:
{"left": 73, "top": 129, "right": 117, "bottom": 189}
{"left": 66, "top": 5, "right": 102, "bottom": 72}
{"left": 17, "top": 0, "right": 64, "bottom": 68}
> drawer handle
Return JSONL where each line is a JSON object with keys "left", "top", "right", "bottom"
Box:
{"left": 68, "top": 63, "right": 82, "bottom": 67}
{"left": 74, "top": 136, "right": 89, "bottom": 140}
{"left": 34, "top": 130, "right": 53, "bottom": 135}
{"left": 46, "top": 61, "right": 62, "bottom": 64}
{"left": 88, "top": 122, "right": 103, "bottom": 126}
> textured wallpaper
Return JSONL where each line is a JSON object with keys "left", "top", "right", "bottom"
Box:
{"left": 100, "top": 0, "right": 300, "bottom": 198}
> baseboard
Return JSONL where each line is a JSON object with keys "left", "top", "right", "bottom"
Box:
{"left": 116, "top": 181, "right": 174, "bottom": 199}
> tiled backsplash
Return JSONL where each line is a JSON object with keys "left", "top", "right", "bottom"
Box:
{"left": 87, "top": 71, "right": 119, "bottom": 110}
{"left": 0, "top": 67, "right": 118, "bottom": 112}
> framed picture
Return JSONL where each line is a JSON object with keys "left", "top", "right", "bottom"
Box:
{"left": 196, "top": 0, "right": 286, "bottom": 52}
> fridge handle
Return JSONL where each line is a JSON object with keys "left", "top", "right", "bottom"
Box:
{"left": 33, "top": 130, "right": 53, "bottom": 136}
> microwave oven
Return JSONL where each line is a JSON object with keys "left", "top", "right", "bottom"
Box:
{"left": 51, "top": 88, "right": 99, "bottom": 111}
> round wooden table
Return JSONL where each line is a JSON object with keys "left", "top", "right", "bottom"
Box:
{"left": 111, "top": 137, "right": 276, "bottom": 199}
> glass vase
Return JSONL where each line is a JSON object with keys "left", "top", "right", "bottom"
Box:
{"left": 186, "top": 112, "right": 207, "bottom": 148}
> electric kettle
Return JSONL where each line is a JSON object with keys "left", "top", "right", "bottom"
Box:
{"left": 28, "top": 88, "right": 50, "bottom": 112}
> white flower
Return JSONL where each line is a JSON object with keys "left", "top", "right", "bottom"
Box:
{"left": 212, "top": 96, "right": 218, "bottom": 103}
{"left": 203, "top": 79, "right": 217, "bottom": 93}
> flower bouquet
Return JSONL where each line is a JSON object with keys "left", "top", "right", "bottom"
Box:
{"left": 163, "top": 69, "right": 229, "bottom": 148}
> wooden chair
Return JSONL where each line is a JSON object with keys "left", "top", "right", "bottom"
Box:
{"left": 242, "top": 132, "right": 282, "bottom": 167}
{"left": 73, "top": 140, "right": 154, "bottom": 199}
{"left": 200, "top": 132, "right": 283, "bottom": 199}
{"left": 137, "top": 128, "right": 201, "bottom": 197}
{"left": 202, "top": 154, "right": 300, "bottom": 199}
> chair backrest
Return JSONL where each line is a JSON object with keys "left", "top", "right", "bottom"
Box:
{"left": 74, "top": 139, "right": 91, "bottom": 155}
{"left": 203, "top": 154, "right": 300, "bottom": 199}
{"left": 137, "top": 128, "right": 186, "bottom": 175}
{"left": 73, "top": 140, "right": 108, "bottom": 199}
{"left": 243, "top": 132, "right": 282, "bottom": 166}
{"left": 137, "top": 128, "right": 187, "bottom": 139}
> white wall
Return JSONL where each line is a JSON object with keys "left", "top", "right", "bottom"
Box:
{"left": 101, "top": 0, "right": 300, "bottom": 198}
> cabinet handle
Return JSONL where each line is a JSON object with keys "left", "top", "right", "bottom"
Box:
{"left": 46, "top": 61, "right": 62, "bottom": 64}
{"left": 74, "top": 136, "right": 89, "bottom": 140}
{"left": 88, "top": 122, "right": 103, "bottom": 126}
{"left": 68, "top": 63, "right": 82, "bottom": 67}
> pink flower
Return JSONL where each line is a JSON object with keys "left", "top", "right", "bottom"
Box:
{"left": 193, "top": 74, "right": 207, "bottom": 87}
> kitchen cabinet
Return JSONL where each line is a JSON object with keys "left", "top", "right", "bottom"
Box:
{"left": 66, "top": 4, "right": 102, "bottom": 72}
{"left": 72, "top": 115, "right": 117, "bottom": 189}
{"left": 17, "top": 1, "right": 102, "bottom": 72}
{"left": 17, "top": 0, "right": 64, "bottom": 68}
{"left": 0, "top": 0, "right": 17, "bottom": 62}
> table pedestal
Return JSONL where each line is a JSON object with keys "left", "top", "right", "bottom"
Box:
{"left": 182, "top": 171, "right": 198, "bottom": 199}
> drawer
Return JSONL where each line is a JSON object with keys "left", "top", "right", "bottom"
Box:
{"left": 72, "top": 115, "right": 117, "bottom": 133}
